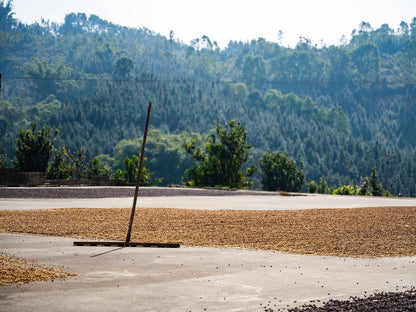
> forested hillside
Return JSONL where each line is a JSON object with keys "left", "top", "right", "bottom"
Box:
{"left": 1, "top": 2, "right": 415, "bottom": 195}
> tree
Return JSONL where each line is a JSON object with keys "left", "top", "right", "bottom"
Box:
{"left": 259, "top": 151, "right": 304, "bottom": 192}
{"left": 113, "top": 56, "right": 135, "bottom": 80}
{"left": 113, "top": 155, "right": 161, "bottom": 185}
{"left": 358, "top": 164, "right": 385, "bottom": 196}
{"left": 306, "top": 180, "right": 318, "bottom": 193}
{"left": 242, "top": 55, "right": 266, "bottom": 87}
{"left": 0, "top": 146, "right": 7, "bottom": 168}
{"left": 93, "top": 43, "right": 115, "bottom": 74}
{"left": 69, "top": 148, "right": 88, "bottom": 179}
{"left": 351, "top": 43, "right": 380, "bottom": 80}
{"left": 47, "top": 146, "right": 111, "bottom": 180}
{"left": 328, "top": 46, "right": 351, "bottom": 82}
{"left": 0, "top": 0, "right": 16, "bottom": 31}
{"left": 87, "top": 157, "right": 111, "bottom": 178}
{"left": 318, "top": 176, "right": 329, "bottom": 194}
{"left": 60, "top": 12, "right": 88, "bottom": 35}
{"left": 19, "top": 58, "right": 75, "bottom": 101}
{"left": 369, "top": 163, "right": 384, "bottom": 196}
{"left": 46, "top": 146, "right": 70, "bottom": 179}
{"left": 183, "top": 120, "right": 256, "bottom": 189}
{"left": 223, "top": 81, "right": 248, "bottom": 101}
{"left": 47, "top": 146, "right": 85, "bottom": 179}
{"left": 14, "top": 124, "right": 59, "bottom": 173}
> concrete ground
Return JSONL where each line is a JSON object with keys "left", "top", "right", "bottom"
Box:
{"left": 1, "top": 193, "right": 416, "bottom": 211}
{"left": 1, "top": 193, "right": 415, "bottom": 311}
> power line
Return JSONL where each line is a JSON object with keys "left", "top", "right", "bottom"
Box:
{"left": 2, "top": 75, "right": 113, "bottom": 82}
{"left": 2, "top": 75, "right": 416, "bottom": 86}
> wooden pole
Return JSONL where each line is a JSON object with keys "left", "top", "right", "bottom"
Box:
{"left": 125, "top": 102, "right": 152, "bottom": 243}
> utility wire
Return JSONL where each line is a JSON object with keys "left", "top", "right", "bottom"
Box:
{"left": 2, "top": 75, "right": 416, "bottom": 85}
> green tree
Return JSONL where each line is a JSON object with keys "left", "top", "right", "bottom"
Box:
{"left": 46, "top": 146, "right": 71, "bottom": 179}
{"left": 19, "top": 58, "right": 75, "bottom": 101}
{"left": 113, "top": 56, "right": 135, "bottom": 80}
{"left": 318, "top": 176, "right": 329, "bottom": 194}
{"left": 351, "top": 43, "right": 380, "bottom": 80}
{"left": 259, "top": 151, "right": 304, "bottom": 192}
{"left": 69, "top": 148, "right": 88, "bottom": 179}
{"left": 0, "top": 0, "right": 16, "bottom": 31}
{"left": 306, "top": 180, "right": 318, "bottom": 193}
{"left": 87, "top": 157, "right": 111, "bottom": 178}
{"left": 113, "top": 155, "right": 161, "bottom": 185}
{"left": 183, "top": 120, "right": 256, "bottom": 189}
{"left": 0, "top": 146, "right": 7, "bottom": 168}
{"left": 60, "top": 12, "right": 88, "bottom": 35}
{"left": 242, "top": 55, "right": 266, "bottom": 87}
{"left": 223, "top": 81, "right": 249, "bottom": 101}
{"left": 97, "top": 129, "right": 204, "bottom": 185}
{"left": 358, "top": 176, "right": 370, "bottom": 196}
{"left": 93, "top": 43, "right": 115, "bottom": 74}
{"left": 328, "top": 46, "right": 351, "bottom": 82}
{"left": 369, "top": 163, "right": 384, "bottom": 196}
{"left": 47, "top": 147, "right": 110, "bottom": 180}
{"left": 14, "top": 124, "right": 59, "bottom": 173}
{"left": 358, "top": 164, "right": 386, "bottom": 196}
{"left": 47, "top": 147, "right": 88, "bottom": 179}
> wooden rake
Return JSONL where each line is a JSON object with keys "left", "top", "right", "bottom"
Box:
{"left": 74, "top": 102, "right": 180, "bottom": 248}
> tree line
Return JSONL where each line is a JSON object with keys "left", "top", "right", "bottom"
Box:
{"left": 1, "top": 121, "right": 393, "bottom": 197}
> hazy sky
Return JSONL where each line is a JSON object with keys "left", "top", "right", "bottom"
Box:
{"left": 11, "top": 0, "right": 416, "bottom": 48}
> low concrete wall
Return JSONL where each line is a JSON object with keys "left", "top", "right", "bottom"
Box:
{"left": 46, "top": 176, "right": 123, "bottom": 186}
{"left": 0, "top": 169, "right": 122, "bottom": 187}
{"left": 0, "top": 168, "right": 46, "bottom": 186}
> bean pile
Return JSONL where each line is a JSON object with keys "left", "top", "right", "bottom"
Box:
{"left": 1, "top": 206, "right": 415, "bottom": 257}
{"left": 281, "top": 288, "right": 416, "bottom": 312}
{"left": 0, "top": 252, "right": 75, "bottom": 286}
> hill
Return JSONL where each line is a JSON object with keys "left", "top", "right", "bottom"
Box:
{"left": 1, "top": 4, "right": 415, "bottom": 195}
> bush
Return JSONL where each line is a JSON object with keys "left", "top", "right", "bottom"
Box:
{"left": 332, "top": 185, "right": 359, "bottom": 195}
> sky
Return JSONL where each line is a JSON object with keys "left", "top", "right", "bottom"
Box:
{"left": 10, "top": 0, "right": 416, "bottom": 48}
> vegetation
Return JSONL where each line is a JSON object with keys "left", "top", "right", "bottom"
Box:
{"left": 259, "top": 151, "right": 304, "bottom": 192}
{"left": 358, "top": 164, "right": 391, "bottom": 196}
{"left": 46, "top": 146, "right": 111, "bottom": 180}
{"left": 0, "top": 1, "right": 415, "bottom": 195}
{"left": 307, "top": 164, "right": 392, "bottom": 196}
{"left": 14, "top": 124, "right": 58, "bottom": 173}
{"left": 183, "top": 120, "right": 256, "bottom": 188}
{"left": 113, "top": 155, "right": 161, "bottom": 185}
{"left": 0, "top": 146, "right": 7, "bottom": 168}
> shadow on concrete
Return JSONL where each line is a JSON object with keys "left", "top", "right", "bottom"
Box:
{"left": 90, "top": 247, "right": 125, "bottom": 258}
